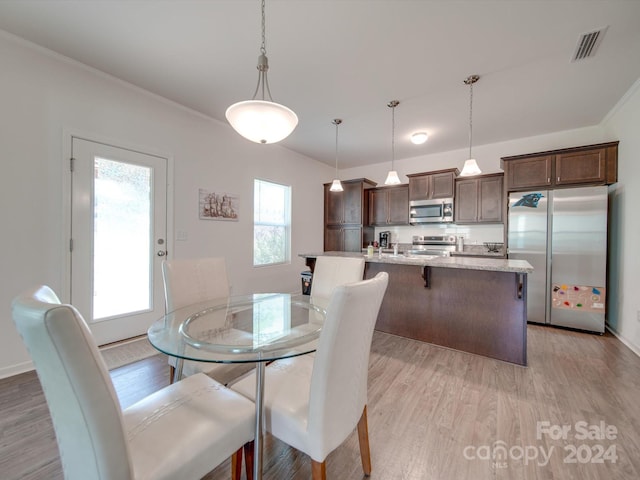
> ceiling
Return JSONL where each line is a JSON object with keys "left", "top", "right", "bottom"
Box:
{"left": 1, "top": 1, "right": 639, "bottom": 169}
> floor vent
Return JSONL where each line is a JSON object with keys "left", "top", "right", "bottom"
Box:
{"left": 572, "top": 26, "right": 608, "bottom": 62}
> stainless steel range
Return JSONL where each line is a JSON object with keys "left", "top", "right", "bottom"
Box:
{"left": 408, "top": 235, "right": 457, "bottom": 256}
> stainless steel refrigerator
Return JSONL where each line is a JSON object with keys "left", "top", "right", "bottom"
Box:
{"left": 508, "top": 186, "right": 608, "bottom": 333}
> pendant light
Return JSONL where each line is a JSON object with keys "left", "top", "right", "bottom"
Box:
{"left": 225, "top": 0, "right": 298, "bottom": 144}
{"left": 459, "top": 75, "right": 482, "bottom": 176}
{"left": 329, "top": 119, "right": 344, "bottom": 192}
{"left": 384, "top": 100, "right": 402, "bottom": 185}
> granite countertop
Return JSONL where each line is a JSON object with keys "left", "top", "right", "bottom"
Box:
{"left": 450, "top": 246, "right": 506, "bottom": 258}
{"left": 299, "top": 251, "right": 532, "bottom": 274}
{"left": 361, "top": 243, "right": 506, "bottom": 258}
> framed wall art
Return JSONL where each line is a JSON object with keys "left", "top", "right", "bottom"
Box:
{"left": 199, "top": 188, "right": 239, "bottom": 221}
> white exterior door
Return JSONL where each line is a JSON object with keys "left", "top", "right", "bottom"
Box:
{"left": 70, "top": 137, "right": 168, "bottom": 345}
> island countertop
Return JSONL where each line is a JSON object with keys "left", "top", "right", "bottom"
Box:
{"left": 298, "top": 251, "right": 533, "bottom": 274}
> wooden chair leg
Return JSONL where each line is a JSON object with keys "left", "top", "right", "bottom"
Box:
{"left": 357, "top": 405, "right": 372, "bottom": 476}
{"left": 243, "top": 440, "right": 255, "bottom": 480}
{"left": 231, "top": 447, "right": 243, "bottom": 480}
{"left": 168, "top": 365, "right": 175, "bottom": 384}
{"left": 311, "top": 459, "right": 326, "bottom": 480}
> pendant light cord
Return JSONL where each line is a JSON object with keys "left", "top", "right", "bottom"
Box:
{"left": 260, "top": 0, "right": 266, "bottom": 56}
{"left": 468, "top": 79, "right": 473, "bottom": 159}
{"left": 252, "top": 0, "right": 273, "bottom": 102}
{"left": 388, "top": 100, "right": 399, "bottom": 169}
{"left": 464, "top": 75, "right": 479, "bottom": 159}
{"left": 335, "top": 122, "right": 339, "bottom": 175}
{"left": 391, "top": 104, "right": 396, "bottom": 169}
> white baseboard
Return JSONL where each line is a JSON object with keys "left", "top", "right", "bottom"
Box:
{"left": 0, "top": 360, "right": 34, "bottom": 380}
{"left": 606, "top": 324, "right": 640, "bottom": 357}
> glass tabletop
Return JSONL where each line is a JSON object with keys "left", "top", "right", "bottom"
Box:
{"left": 147, "top": 293, "right": 326, "bottom": 363}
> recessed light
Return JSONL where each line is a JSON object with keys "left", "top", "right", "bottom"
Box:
{"left": 411, "top": 132, "right": 429, "bottom": 144}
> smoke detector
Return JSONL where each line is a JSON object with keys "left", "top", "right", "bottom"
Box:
{"left": 571, "top": 26, "right": 608, "bottom": 62}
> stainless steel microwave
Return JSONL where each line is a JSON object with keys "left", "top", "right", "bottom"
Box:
{"left": 409, "top": 198, "right": 454, "bottom": 224}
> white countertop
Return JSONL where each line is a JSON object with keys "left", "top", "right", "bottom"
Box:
{"left": 299, "top": 251, "right": 533, "bottom": 274}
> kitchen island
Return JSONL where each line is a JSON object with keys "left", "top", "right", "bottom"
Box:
{"left": 300, "top": 252, "right": 533, "bottom": 366}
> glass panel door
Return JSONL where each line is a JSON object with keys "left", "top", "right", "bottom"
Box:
{"left": 71, "top": 137, "right": 168, "bottom": 345}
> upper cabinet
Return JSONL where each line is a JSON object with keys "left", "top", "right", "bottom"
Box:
{"left": 555, "top": 148, "right": 607, "bottom": 186}
{"left": 501, "top": 142, "right": 618, "bottom": 192}
{"left": 324, "top": 178, "right": 376, "bottom": 225}
{"left": 407, "top": 168, "right": 459, "bottom": 201}
{"left": 503, "top": 155, "right": 553, "bottom": 189}
{"left": 324, "top": 178, "right": 376, "bottom": 252}
{"left": 369, "top": 185, "right": 409, "bottom": 226}
{"left": 455, "top": 173, "right": 503, "bottom": 224}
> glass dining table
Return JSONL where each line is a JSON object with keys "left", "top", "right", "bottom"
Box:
{"left": 147, "top": 292, "right": 326, "bottom": 480}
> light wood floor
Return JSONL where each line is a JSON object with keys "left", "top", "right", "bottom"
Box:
{"left": 1, "top": 325, "right": 639, "bottom": 480}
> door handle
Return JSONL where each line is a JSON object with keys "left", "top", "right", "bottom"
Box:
{"left": 157, "top": 250, "right": 167, "bottom": 257}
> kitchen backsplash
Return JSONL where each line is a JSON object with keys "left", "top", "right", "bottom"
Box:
{"left": 374, "top": 224, "right": 504, "bottom": 247}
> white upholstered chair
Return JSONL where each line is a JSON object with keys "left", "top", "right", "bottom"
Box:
{"left": 11, "top": 285, "right": 255, "bottom": 480}
{"left": 232, "top": 272, "right": 389, "bottom": 480}
{"left": 162, "top": 257, "right": 254, "bottom": 384}
{"left": 309, "top": 255, "right": 365, "bottom": 314}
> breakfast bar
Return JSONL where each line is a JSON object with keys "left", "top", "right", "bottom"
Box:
{"left": 300, "top": 252, "right": 533, "bottom": 366}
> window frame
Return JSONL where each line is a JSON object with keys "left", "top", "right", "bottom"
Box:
{"left": 253, "top": 178, "right": 292, "bottom": 267}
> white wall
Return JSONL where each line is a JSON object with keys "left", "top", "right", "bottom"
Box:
{"left": 0, "top": 32, "right": 332, "bottom": 378}
{"left": 602, "top": 79, "right": 640, "bottom": 354}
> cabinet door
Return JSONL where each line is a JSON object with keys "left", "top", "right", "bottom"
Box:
{"left": 369, "top": 189, "right": 388, "bottom": 225}
{"left": 455, "top": 180, "right": 479, "bottom": 223}
{"left": 324, "top": 184, "right": 344, "bottom": 225}
{"left": 342, "top": 182, "right": 362, "bottom": 224}
{"left": 431, "top": 171, "right": 456, "bottom": 198}
{"left": 478, "top": 176, "right": 503, "bottom": 222}
{"left": 387, "top": 186, "right": 409, "bottom": 224}
{"left": 409, "top": 175, "right": 430, "bottom": 201}
{"left": 324, "top": 226, "right": 343, "bottom": 251}
{"left": 555, "top": 148, "right": 606, "bottom": 185}
{"left": 506, "top": 156, "right": 552, "bottom": 190}
{"left": 343, "top": 227, "right": 363, "bottom": 252}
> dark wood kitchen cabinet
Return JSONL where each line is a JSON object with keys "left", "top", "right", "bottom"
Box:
{"left": 324, "top": 178, "right": 376, "bottom": 252}
{"left": 407, "top": 168, "right": 459, "bottom": 201}
{"left": 501, "top": 142, "right": 618, "bottom": 192}
{"left": 324, "top": 225, "right": 364, "bottom": 252}
{"left": 555, "top": 148, "right": 607, "bottom": 186}
{"left": 369, "top": 185, "right": 409, "bottom": 226}
{"left": 455, "top": 173, "right": 504, "bottom": 223}
{"left": 503, "top": 155, "right": 553, "bottom": 190}
{"left": 325, "top": 180, "right": 366, "bottom": 224}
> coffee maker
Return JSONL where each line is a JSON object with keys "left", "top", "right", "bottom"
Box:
{"left": 379, "top": 231, "right": 391, "bottom": 248}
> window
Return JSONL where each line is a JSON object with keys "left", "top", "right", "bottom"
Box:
{"left": 254, "top": 179, "right": 291, "bottom": 266}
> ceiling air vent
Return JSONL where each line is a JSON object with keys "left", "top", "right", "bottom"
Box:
{"left": 571, "top": 26, "right": 608, "bottom": 62}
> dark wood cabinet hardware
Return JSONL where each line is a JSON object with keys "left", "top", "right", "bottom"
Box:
{"left": 422, "top": 266, "right": 431, "bottom": 289}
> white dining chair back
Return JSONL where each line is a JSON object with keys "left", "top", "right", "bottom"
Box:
{"left": 162, "top": 257, "right": 254, "bottom": 384}
{"left": 307, "top": 271, "right": 387, "bottom": 460}
{"left": 309, "top": 256, "right": 365, "bottom": 312}
{"left": 232, "top": 272, "right": 389, "bottom": 479}
{"left": 11, "top": 285, "right": 255, "bottom": 480}
{"left": 162, "top": 257, "right": 230, "bottom": 311}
